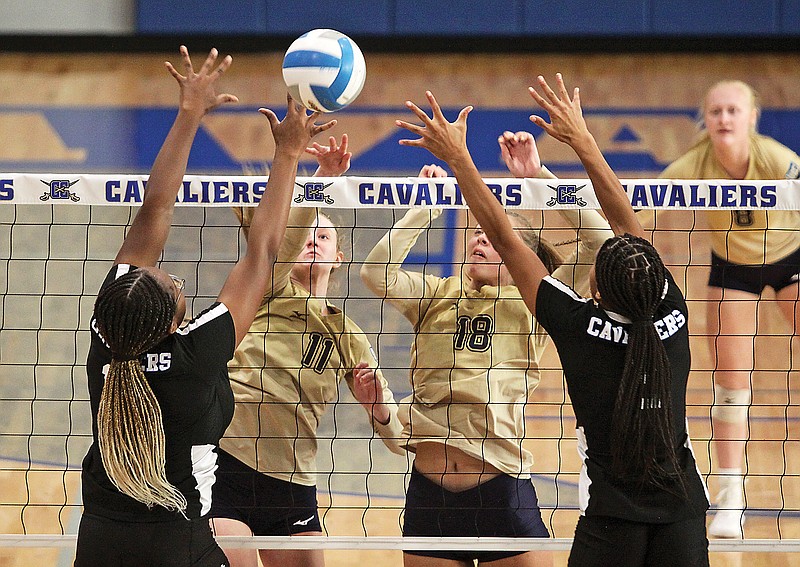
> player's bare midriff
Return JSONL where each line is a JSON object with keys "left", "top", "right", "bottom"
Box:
{"left": 413, "top": 442, "right": 503, "bottom": 492}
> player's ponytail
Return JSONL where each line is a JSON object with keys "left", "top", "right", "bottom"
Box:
{"left": 93, "top": 270, "right": 187, "bottom": 514}
{"left": 595, "top": 235, "right": 685, "bottom": 493}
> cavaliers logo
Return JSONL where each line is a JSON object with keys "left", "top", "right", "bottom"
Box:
{"left": 39, "top": 179, "right": 80, "bottom": 202}
{"left": 546, "top": 184, "right": 587, "bottom": 207}
{"left": 294, "top": 181, "right": 334, "bottom": 205}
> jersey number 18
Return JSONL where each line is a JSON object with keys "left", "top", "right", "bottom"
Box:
{"left": 453, "top": 314, "right": 494, "bottom": 352}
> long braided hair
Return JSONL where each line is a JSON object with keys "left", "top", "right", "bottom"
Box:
{"left": 93, "top": 269, "right": 188, "bottom": 513}
{"left": 595, "top": 234, "right": 685, "bottom": 491}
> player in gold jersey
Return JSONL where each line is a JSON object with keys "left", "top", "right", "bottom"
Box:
{"left": 360, "top": 139, "right": 612, "bottom": 566}
{"left": 395, "top": 76, "right": 710, "bottom": 567}
{"left": 209, "top": 135, "right": 405, "bottom": 567}
{"left": 661, "top": 81, "right": 800, "bottom": 538}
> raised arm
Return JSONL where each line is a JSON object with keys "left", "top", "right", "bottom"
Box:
{"left": 115, "top": 47, "right": 238, "bottom": 267}
{"left": 234, "top": 134, "right": 352, "bottom": 295}
{"left": 500, "top": 129, "right": 614, "bottom": 291}
{"left": 218, "top": 97, "right": 334, "bottom": 345}
{"left": 396, "top": 92, "right": 548, "bottom": 316}
{"left": 359, "top": 165, "right": 445, "bottom": 323}
{"left": 528, "top": 74, "right": 643, "bottom": 238}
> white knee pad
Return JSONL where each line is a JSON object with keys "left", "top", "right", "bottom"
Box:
{"left": 711, "top": 385, "right": 751, "bottom": 424}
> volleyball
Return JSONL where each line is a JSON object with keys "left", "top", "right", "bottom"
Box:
{"left": 281, "top": 29, "right": 366, "bottom": 113}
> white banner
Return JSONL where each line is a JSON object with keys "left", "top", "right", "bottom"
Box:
{"left": 3, "top": 173, "right": 800, "bottom": 210}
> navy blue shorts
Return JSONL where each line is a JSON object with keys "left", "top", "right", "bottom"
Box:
{"left": 402, "top": 467, "right": 550, "bottom": 562}
{"left": 74, "top": 513, "right": 228, "bottom": 567}
{"left": 708, "top": 247, "right": 800, "bottom": 295}
{"left": 209, "top": 449, "right": 321, "bottom": 536}
{"left": 569, "top": 514, "right": 708, "bottom": 567}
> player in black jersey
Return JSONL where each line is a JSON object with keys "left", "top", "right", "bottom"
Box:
{"left": 74, "top": 46, "right": 334, "bottom": 567}
{"left": 396, "top": 76, "right": 709, "bottom": 566}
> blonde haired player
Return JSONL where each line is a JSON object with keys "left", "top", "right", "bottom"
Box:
{"left": 360, "top": 137, "right": 612, "bottom": 566}
{"left": 661, "top": 80, "right": 800, "bottom": 538}
{"left": 209, "top": 135, "right": 405, "bottom": 567}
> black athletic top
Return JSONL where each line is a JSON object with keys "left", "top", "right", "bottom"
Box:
{"left": 82, "top": 264, "right": 235, "bottom": 522}
{"left": 536, "top": 269, "right": 709, "bottom": 523}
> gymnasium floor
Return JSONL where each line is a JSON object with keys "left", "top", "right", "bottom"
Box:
{"left": 2, "top": 50, "right": 800, "bottom": 565}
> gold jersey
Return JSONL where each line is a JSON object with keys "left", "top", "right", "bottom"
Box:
{"left": 221, "top": 207, "right": 404, "bottom": 486}
{"left": 661, "top": 133, "right": 800, "bottom": 265}
{"left": 361, "top": 207, "right": 612, "bottom": 476}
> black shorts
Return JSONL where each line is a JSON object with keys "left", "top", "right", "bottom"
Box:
{"left": 74, "top": 513, "right": 228, "bottom": 567}
{"left": 708, "top": 247, "right": 800, "bottom": 294}
{"left": 568, "top": 514, "right": 708, "bottom": 567}
{"left": 402, "top": 467, "right": 550, "bottom": 563}
{"left": 209, "top": 449, "right": 321, "bottom": 536}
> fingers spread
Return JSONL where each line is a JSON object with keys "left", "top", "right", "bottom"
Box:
{"left": 426, "top": 91, "right": 445, "bottom": 121}
{"left": 258, "top": 108, "right": 279, "bottom": 128}
{"left": 215, "top": 54, "right": 233, "bottom": 76}
{"left": 528, "top": 85, "right": 549, "bottom": 109}
{"left": 395, "top": 119, "right": 424, "bottom": 135}
{"left": 538, "top": 75, "right": 560, "bottom": 105}
{"left": 555, "top": 72, "right": 570, "bottom": 101}
{"left": 313, "top": 119, "right": 337, "bottom": 135}
{"left": 404, "top": 100, "right": 432, "bottom": 124}
{"left": 164, "top": 61, "right": 184, "bottom": 81}
{"left": 199, "top": 48, "right": 219, "bottom": 76}
{"left": 179, "top": 45, "right": 193, "bottom": 76}
{"left": 456, "top": 105, "right": 472, "bottom": 124}
{"left": 285, "top": 92, "right": 298, "bottom": 114}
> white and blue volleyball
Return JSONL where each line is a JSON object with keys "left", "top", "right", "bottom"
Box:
{"left": 282, "top": 29, "right": 366, "bottom": 113}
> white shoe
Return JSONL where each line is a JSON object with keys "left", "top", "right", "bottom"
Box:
{"left": 709, "top": 508, "right": 745, "bottom": 538}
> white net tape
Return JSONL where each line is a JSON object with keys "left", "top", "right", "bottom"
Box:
{"left": 2, "top": 174, "right": 800, "bottom": 556}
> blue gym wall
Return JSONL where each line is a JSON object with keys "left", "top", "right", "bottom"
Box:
{"left": 136, "top": 0, "right": 800, "bottom": 37}
{"left": 2, "top": 1, "right": 799, "bottom": 176}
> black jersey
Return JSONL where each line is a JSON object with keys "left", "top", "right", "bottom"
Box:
{"left": 82, "top": 264, "right": 236, "bottom": 522}
{"left": 536, "top": 269, "right": 708, "bottom": 523}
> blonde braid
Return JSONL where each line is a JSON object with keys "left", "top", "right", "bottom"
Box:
{"left": 98, "top": 360, "right": 187, "bottom": 512}
{"left": 95, "top": 270, "right": 187, "bottom": 514}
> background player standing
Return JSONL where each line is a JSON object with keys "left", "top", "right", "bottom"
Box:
{"left": 661, "top": 80, "right": 800, "bottom": 538}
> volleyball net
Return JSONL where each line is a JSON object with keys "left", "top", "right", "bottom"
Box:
{"left": 2, "top": 173, "right": 800, "bottom": 558}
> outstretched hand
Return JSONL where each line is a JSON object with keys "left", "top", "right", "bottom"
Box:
{"left": 396, "top": 91, "right": 473, "bottom": 165}
{"left": 528, "top": 73, "right": 592, "bottom": 149}
{"left": 260, "top": 94, "right": 337, "bottom": 160}
{"left": 498, "top": 131, "right": 542, "bottom": 178}
{"left": 165, "top": 46, "right": 238, "bottom": 117}
{"left": 307, "top": 134, "right": 352, "bottom": 176}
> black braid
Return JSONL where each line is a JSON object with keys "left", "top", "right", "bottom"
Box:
{"left": 595, "top": 234, "right": 686, "bottom": 493}
{"left": 94, "top": 270, "right": 175, "bottom": 361}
